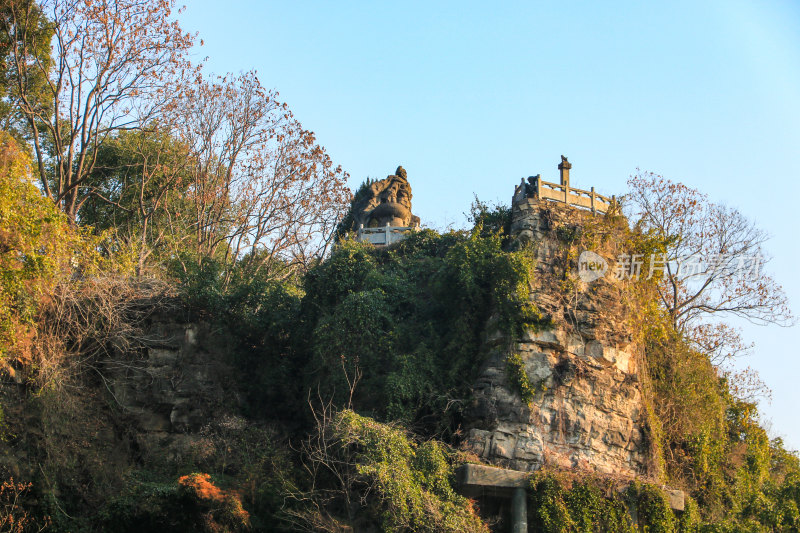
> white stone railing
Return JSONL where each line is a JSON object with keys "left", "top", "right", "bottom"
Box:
{"left": 515, "top": 176, "right": 616, "bottom": 214}
{"left": 356, "top": 223, "right": 420, "bottom": 246}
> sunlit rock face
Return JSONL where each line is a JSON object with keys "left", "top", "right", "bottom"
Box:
{"left": 350, "top": 166, "right": 421, "bottom": 229}
{"left": 463, "top": 198, "right": 650, "bottom": 477}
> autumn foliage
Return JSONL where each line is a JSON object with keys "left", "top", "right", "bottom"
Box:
{"left": 0, "top": 478, "right": 49, "bottom": 533}
{"left": 0, "top": 132, "right": 85, "bottom": 366}
{"left": 0, "top": 0, "right": 196, "bottom": 219}
{"left": 178, "top": 473, "right": 250, "bottom": 532}
{"left": 626, "top": 171, "right": 792, "bottom": 369}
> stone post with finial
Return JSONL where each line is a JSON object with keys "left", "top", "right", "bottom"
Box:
{"left": 559, "top": 155, "right": 571, "bottom": 204}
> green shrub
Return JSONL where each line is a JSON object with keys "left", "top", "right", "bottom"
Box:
{"left": 332, "top": 410, "right": 488, "bottom": 532}
{"left": 639, "top": 291, "right": 800, "bottom": 529}
{"left": 528, "top": 473, "right": 635, "bottom": 532}
{"left": 528, "top": 474, "right": 687, "bottom": 532}
{"left": 629, "top": 481, "right": 676, "bottom": 532}
{"left": 506, "top": 353, "right": 539, "bottom": 405}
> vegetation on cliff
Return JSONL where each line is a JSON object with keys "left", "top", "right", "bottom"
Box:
{"left": 301, "top": 229, "right": 539, "bottom": 427}
{"left": 1, "top": 118, "right": 799, "bottom": 529}
{"left": 0, "top": 1, "right": 798, "bottom": 531}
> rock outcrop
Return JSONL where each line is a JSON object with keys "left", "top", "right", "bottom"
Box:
{"left": 463, "top": 193, "right": 650, "bottom": 477}
{"left": 104, "top": 311, "right": 243, "bottom": 465}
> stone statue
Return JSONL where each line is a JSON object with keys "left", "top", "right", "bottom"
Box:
{"left": 525, "top": 174, "right": 540, "bottom": 197}
{"left": 349, "top": 166, "right": 421, "bottom": 229}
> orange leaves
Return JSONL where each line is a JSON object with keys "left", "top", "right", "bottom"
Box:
{"left": 178, "top": 473, "right": 227, "bottom": 503}
{"left": 0, "top": 477, "right": 50, "bottom": 533}
{"left": 178, "top": 473, "right": 251, "bottom": 530}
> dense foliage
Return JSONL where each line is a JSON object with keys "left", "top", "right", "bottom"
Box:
{"left": 287, "top": 409, "right": 487, "bottom": 532}
{"left": 526, "top": 473, "right": 693, "bottom": 533}
{"left": 299, "top": 228, "right": 540, "bottom": 430}
{"left": 642, "top": 314, "right": 800, "bottom": 530}
{"left": 624, "top": 221, "right": 800, "bottom": 531}
{"left": 1, "top": 123, "right": 798, "bottom": 530}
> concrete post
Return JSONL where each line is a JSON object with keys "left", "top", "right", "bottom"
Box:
{"left": 511, "top": 486, "right": 527, "bottom": 533}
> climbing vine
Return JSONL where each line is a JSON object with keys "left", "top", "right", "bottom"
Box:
{"left": 527, "top": 473, "right": 691, "bottom": 533}
{"left": 506, "top": 353, "right": 540, "bottom": 406}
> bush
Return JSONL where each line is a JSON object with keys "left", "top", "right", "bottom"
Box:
{"left": 178, "top": 473, "right": 250, "bottom": 531}
{"left": 528, "top": 473, "right": 683, "bottom": 532}
{"left": 0, "top": 133, "right": 98, "bottom": 366}
{"left": 506, "top": 353, "right": 539, "bottom": 405}
{"left": 640, "top": 294, "right": 800, "bottom": 529}
{"left": 290, "top": 408, "right": 488, "bottom": 532}
{"left": 99, "top": 471, "right": 251, "bottom": 533}
{"left": 0, "top": 478, "right": 50, "bottom": 532}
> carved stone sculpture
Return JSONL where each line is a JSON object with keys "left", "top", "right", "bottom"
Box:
{"left": 350, "top": 166, "right": 421, "bottom": 229}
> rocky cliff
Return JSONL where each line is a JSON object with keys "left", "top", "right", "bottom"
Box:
{"left": 103, "top": 310, "right": 245, "bottom": 469}
{"left": 464, "top": 195, "right": 651, "bottom": 477}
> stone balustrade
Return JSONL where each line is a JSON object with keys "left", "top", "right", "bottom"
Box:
{"left": 356, "top": 223, "right": 419, "bottom": 246}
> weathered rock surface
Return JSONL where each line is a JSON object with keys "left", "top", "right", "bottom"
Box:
{"left": 463, "top": 195, "right": 649, "bottom": 477}
{"left": 104, "top": 314, "right": 242, "bottom": 464}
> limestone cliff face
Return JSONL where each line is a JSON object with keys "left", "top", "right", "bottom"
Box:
{"left": 105, "top": 312, "right": 243, "bottom": 465}
{"left": 464, "top": 197, "right": 650, "bottom": 477}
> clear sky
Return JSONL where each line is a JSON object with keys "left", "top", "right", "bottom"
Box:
{"left": 180, "top": 0, "right": 800, "bottom": 449}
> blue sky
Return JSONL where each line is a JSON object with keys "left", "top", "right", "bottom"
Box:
{"left": 180, "top": 0, "right": 800, "bottom": 449}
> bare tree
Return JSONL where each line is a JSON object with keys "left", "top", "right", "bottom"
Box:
{"left": 170, "top": 71, "right": 350, "bottom": 281}
{"left": 626, "top": 171, "right": 792, "bottom": 362}
{"left": 0, "top": 0, "right": 195, "bottom": 219}
{"left": 284, "top": 398, "right": 366, "bottom": 533}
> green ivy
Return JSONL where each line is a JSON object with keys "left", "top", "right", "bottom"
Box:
{"left": 528, "top": 473, "right": 685, "bottom": 532}
{"left": 335, "top": 410, "right": 487, "bottom": 532}
{"left": 635, "top": 267, "right": 800, "bottom": 530}
{"left": 628, "top": 481, "right": 676, "bottom": 532}
{"left": 529, "top": 473, "right": 635, "bottom": 532}
{"left": 506, "top": 353, "right": 539, "bottom": 405}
